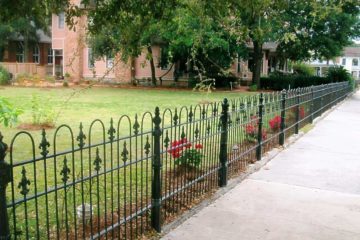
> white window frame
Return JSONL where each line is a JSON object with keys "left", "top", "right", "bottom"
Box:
{"left": 342, "top": 58, "right": 346, "bottom": 65}
{"left": 58, "top": 12, "right": 65, "bottom": 29}
{"left": 106, "top": 54, "right": 114, "bottom": 68}
{"left": 33, "top": 44, "right": 40, "bottom": 64}
{"left": 352, "top": 58, "right": 359, "bottom": 67}
{"left": 88, "top": 48, "right": 94, "bottom": 68}
{"left": 16, "top": 42, "right": 24, "bottom": 63}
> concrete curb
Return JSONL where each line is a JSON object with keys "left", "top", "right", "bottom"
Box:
{"left": 158, "top": 92, "right": 355, "bottom": 239}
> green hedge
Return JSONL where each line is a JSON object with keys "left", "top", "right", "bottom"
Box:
{"left": 261, "top": 66, "right": 351, "bottom": 90}
{"left": 0, "top": 65, "right": 11, "bottom": 85}
{"left": 260, "top": 75, "right": 346, "bottom": 91}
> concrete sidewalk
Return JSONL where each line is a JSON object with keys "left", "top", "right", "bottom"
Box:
{"left": 163, "top": 91, "right": 360, "bottom": 240}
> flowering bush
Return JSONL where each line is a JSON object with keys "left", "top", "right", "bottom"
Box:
{"left": 244, "top": 116, "right": 267, "bottom": 143}
{"left": 287, "top": 106, "right": 306, "bottom": 122}
{"left": 168, "top": 138, "right": 203, "bottom": 168}
{"left": 299, "top": 107, "right": 305, "bottom": 119}
{"left": 269, "top": 115, "right": 281, "bottom": 132}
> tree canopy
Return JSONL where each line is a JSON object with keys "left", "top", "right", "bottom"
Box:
{"left": 0, "top": 0, "right": 358, "bottom": 87}
{"left": 227, "top": 0, "right": 360, "bottom": 86}
{"left": 0, "top": 0, "right": 65, "bottom": 61}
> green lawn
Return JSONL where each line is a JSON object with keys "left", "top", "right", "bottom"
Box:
{"left": 1, "top": 86, "right": 252, "bottom": 142}
{"left": 1, "top": 86, "right": 255, "bottom": 238}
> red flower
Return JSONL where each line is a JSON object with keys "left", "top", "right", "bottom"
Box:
{"left": 245, "top": 124, "right": 256, "bottom": 135}
{"left": 195, "top": 143, "right": 203, "bottom": 149}
{"left": 299, "top": 107, "right": 305, "bottom": 119}
{"left": 269, "top": 115, "right": 281, "bottom": 131}
{"left": 172, "top": 151, "right": 181, "bottom": 158}
{"left": 262, "top": 129, "right": 267, "bottom": 140}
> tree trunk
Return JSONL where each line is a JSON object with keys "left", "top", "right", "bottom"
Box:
{"left": 0, "top": 47, "right": 4, "bottom": 61}
{"left": 24, "top": 37, "right": 29, "bottom": 63}
{"left": 252, "top": 40, "right": 263, "bottom": 87}
{"left": 147, "top": 46, "right": 157, "bottom": 86}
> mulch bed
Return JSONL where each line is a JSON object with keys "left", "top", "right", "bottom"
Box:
{"left": 17, "top": 123, "right": 55, "bottom": 130}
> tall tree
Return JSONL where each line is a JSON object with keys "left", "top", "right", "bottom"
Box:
{"left": 0, "top": 0, "right": 66, "bottom": 61}
{"left": 277, "top": 0, "right": 360, "bottom": 61}
{"left": 66, "top": 0, "right": 178, "bottom": 86}
{"left": 160, "top": 0, "right": 244, "bottom": 80}
{"left": 228, "top": 0, "right": 360, "bottom": 87}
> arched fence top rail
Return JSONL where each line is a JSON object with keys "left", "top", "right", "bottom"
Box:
{"left": 0, "top": 81, "right": 352, "bottom": 239}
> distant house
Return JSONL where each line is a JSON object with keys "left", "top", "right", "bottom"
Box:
{"left": 234, "top": 42, "right": 291, "bottom": 83}
{"left": 0, "top": 29, "right": 54, "bottom": 78}
{"left": 339, "top": 47, "right": 360, "bottom": 80}
{"left": 50, "top": 0, "right": 290, "bottom": 85}
{"left": 308, "top": 46, "right": 360, "bottom": 80}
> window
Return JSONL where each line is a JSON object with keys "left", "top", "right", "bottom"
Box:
{"left": 47, "top": 47, "right": 53, "bottom": 64}
{"left": 316, "top": 67, "right": 321, "bottom": 76}
{"left": 237, "top": 55, "right": 241, "bottom": 73}
{"left": 88, "top": 48, "right": 94, "bottom": 68}
{"left": 248, "top": 58, "right": 254, "bottom": 72}
{"left": 342, "top": 58, "right": 346, "bottom": 65}
{"left": 33, "top": 44, "right": 40, "bottom": 64}
{"left": 106, "top": 53, "right": 114, "bottom": 68}
{"left": 16, "top": 42, "right": 24, "bottom": 62}
{"left": 352, "top": 71, "right": 357, "bottom": 77}
{"left": 58, "top": 12, "right": 65, "bottom": 29}
{"left": 352, "top": 58, "right": 359, "bottom": 66}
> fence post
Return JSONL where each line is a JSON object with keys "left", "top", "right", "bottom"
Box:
{"left": 256, "top": 93, "right": 264, "bottom": 161}
{"left": 0, "top": 132, "right": 11, "bottom": 240}
{"left": 295, "top": 89, "right": 300, "bottom": 134}
{"left": 151, "top": 107, "right": 162, "bottom": 232}
{"left": 310, "top": 86, "right": 314, "bottom": 124}
{"left": 279, "top": 90, "right": 287, "bottom": 146}
{"left": 320, "top": 87, "right": 324, "bottom": 115}
{"left": 218, "top": 98, "right": 229, "bottom": 187}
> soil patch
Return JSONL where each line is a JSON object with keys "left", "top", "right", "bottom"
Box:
{"left": 17, "top": 123, "right": 55, "bottom": 130}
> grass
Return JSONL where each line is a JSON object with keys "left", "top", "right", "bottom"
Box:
{"left": 1, "top": 86, "right": 254, "bottom": 239}
{"left": 1, "top": 86, "right": 252, "bottom": 143}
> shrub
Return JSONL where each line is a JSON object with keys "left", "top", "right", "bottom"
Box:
{"left": 63, "top": 80, "right": 69, "bottom": 87}
{"left": 213, "top": 75, "right": 238, "bottom": 88}
{"left": 0, "top": 65, "right": 11, "bottom": 85}
{"left": 15, "top": 73, "right": 30, "bottom": 85}
{"left": 269, "top": 115, "right": 281, "bottom": 132}
{"left": 261, "top": 65, "right": 351, "bottom": 90}
{"left": 0, "top": 97, "right": 23, "bottom": 127}
{"left": 31, "top": 94, "right": 56, "bottom": 126}
{"left": 168, "top": 138, "right": 203, "bottom": 169}
{"left": 292, "top": 62, "right": 315, "bottom": 76}
{"left": 45, "top": 76, "right": 55, "bottom": 83}
{"left": 261, "top": 75, "right": 331, "bottom": 90}
{"left": 249, "top": 84, "right": 258, "bottom": 91}
{"left": 188, "top": 77, "right": 200, "bottom": 88}
{"left": 244, "top": 116, "right": 267, "bottom": 143}
{"left": 326, "top": 66, "right": 352, "bottom": 83}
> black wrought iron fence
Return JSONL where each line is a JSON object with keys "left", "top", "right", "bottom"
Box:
{"left": 0, "top": 81, "right": 352, "bottom": 240}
